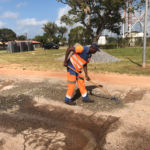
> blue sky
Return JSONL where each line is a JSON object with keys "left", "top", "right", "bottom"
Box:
{"left": 0, "top": 0, "right": 149, "bottom": 39}
{"left": 0, "top": 0, "right": 70, "bottom": 39}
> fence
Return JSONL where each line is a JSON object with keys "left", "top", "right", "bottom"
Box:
{"left": 0, "top": 45, "right": 7, "bottom": 50}
{"left": 107, "top": 37, "right": 150, "bottom": 48}
{"left": 68, "top": 38, "right": 92, "bottom": 47}
{"left": 68, "top": 36, "right": 150, "bottom": 49}
{"left": 99, "top": 44, "right": 117, "bottom": 49}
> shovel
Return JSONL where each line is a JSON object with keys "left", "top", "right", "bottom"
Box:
{"left": 68, "top": 66, "right": 120, "bottom": 103}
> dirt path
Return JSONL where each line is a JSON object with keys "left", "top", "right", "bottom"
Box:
{"left": 0, "top": 68, "right": 150, "bottom": 88}
{"left": 0, "top": 51, "right": 6, "bottom": 53}
{"left": 0, "top": 71, "right": 150, "bottom": 150}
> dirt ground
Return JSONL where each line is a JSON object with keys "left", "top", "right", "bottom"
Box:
{"left": 0, "top": 69, "right": 150, "bottom": 150}
{"left": 0, "top": 68, "right": 150, "bottom": 88}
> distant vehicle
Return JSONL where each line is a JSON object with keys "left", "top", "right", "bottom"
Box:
{"left": 42, "top": 43, "right": 59, "bottom": 50}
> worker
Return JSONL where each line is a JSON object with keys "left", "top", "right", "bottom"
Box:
{"left": 64, "top": 42, "right": 101, "bottom": 105}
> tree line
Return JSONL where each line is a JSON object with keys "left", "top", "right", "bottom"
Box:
{"left": 33, "top": 22, "right": 68, "bottom": 45}
{"left": 0, "top": 22, "right": 68, "bottom": 49}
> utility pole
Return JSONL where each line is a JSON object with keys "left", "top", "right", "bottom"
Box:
{"left": 142, "top": 0, "right": 148, "bottom": 68}
{"left": 25, "top": 33, "right": 27, "bottom": 40}
{"left": 140, "top": 7, "right": 142, "bottom": 32}
{"left": 128, "top": 0, "right": 132, "bottom": 33}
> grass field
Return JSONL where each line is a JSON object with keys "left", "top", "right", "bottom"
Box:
{"left": 88, "top": 48, "right": 150, "bottom": 75}
{"left": 0, "top": 49, "right": 7, "bottom": 51}
{"left": 0, "top": 47, "right": 150, "bottom": 76}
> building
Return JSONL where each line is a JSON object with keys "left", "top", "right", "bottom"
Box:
{"left": 15, "top": 41, "right": 41, "bottom": 48}
{"left": 0, "top": 40, "right": 41, "bottom": 50}
{"left": 123, "top": 31, "right": 147, "bottom": 46}
{"left": 124, "top": 31, "right": 143, "bottom": 38}
{"left": 0, "top": 41, "right": 8, "bottom": 50}
{"left": 98, "top": 36, "right": 107, "bottom": 45}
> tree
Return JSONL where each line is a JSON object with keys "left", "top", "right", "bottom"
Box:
{"left": 0, "top": 28, "right": 16, "bottom": 49}
{"left": 33, "top": 35, "right": 43, "bottom": 43}
{"left": 17, "top": 35, "right": 26, "bottom": 40}
{"left": 68, "top": 26, "right": 91, "bottom": 46}
{"left": 33, "top": 33, "right": 49, "bottom": 43}
{"left": 52, "top": 35, "right": 60, "bottom": 44}
{"left": 57, "top": 0, "right": 141, "bottom": 43}
{"left": 58, "top": 26, "right": 68, "bottom": 38}
{"left": 78, "top": 28, "right": 84, "bottom": 38}
{"left": 52, "top": 34, "right": 67, "bottom": 45}
{"left": 41, "top": 22, "right": 58, "bottom": 42}
{"left": 107, "top": 37, "right": 117, "bottom": 43}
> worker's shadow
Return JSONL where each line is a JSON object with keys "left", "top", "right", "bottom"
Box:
{"left": 72, "top": 85, "right": 109, "bottom": 101}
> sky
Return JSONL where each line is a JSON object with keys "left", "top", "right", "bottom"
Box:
{"left": 0, "top": 0, "right": 71, "bottom": 39}
{"left": 0, "top": 0, "right": 149, "bottom": 40}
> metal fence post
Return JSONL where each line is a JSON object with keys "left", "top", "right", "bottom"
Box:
{"left": 142, "top": 0, "right": 148, "bottom": 68}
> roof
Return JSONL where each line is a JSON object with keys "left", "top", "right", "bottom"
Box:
{"left": 15, "top": 40, "right": 41, "bottom": 44}
{"left": 0, "top": 41, "right": 41, "bottom": 45}
{"left": 0, "top": 42, "right": 8, "bottom": 45}
{"left": 125, "top": 31, "right": 139, "bottom": 34}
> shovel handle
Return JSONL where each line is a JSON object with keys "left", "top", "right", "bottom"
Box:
{"left": 68, "top": 66, "right": 112, "bottom": 97}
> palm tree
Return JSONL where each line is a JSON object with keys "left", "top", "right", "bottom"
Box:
{"left": 58, "top": 26, "right": 68, "bottom": 38}
{"left": 41, "top": 22, "right": 58, "bottom": 42}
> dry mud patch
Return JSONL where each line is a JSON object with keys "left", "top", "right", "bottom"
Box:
{"left": 0, "top": 94, "right": 119, "bottom": 150}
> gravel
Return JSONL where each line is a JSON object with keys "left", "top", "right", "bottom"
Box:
{"left": 90, "top": 50, "right": 121, "bottom": 63}
{"left": 0, "top": 80, "right": 124, "bottom": 112}
{"left": 55, "top": 49, "right": 122, "bottom": 63}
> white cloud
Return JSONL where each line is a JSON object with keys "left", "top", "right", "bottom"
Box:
{"left": 16, "top": 18, "right": 49, "bottom": 29}
{"left": 15, "top": 28, "right": 45, "bottom": 39}
{"left": 0, "top": 21, "right": 7, "bottom": 28}
{"left": 27, "top": 28, "right": 45, "bottom": 38}
{"left": 55, "top": 5, "right": 71, "bottom": 27}
{"left": 16, "top": 2, "right": 28, "bottom": 8}
{"left": 0, "top": 7, "right": 2, "bottom": 10}
{"left": 1, "top": 11, "right": 19, "bottom": 19}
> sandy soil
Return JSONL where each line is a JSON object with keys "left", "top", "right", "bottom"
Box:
{"left": 0, "top": 69, "right": 150, "bottom": 150}
{"left": 0, "top": 68, "right": 150, "bottom": 88}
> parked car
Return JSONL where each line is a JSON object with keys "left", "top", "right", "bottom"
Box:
{"left": 42, "top": 43, "right": 59, "bottom": 50}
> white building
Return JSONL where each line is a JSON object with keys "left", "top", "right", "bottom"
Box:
{"left": 123, "top": 31, "right": 146, "bottom": 46}
{"left": 135, "top": 32, "right": 144, "bottom": 37}
{"left": 98, "top": 36, "right": 107, "bottom": 45}
{"left": 123, "top": 31, "right": 145, "bottom": 38}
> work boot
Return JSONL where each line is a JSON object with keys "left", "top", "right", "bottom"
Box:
{"left": 82, "top": 93, "right": 95, "bottom": 103}
{"left": 83, "top": 99, "right": 95, "bottom": 103}
{"left": 65, "top": 96, "right": 76, "bottom": 106}
{"left": 65, "top": 101, "right": 76, "bottom": 105}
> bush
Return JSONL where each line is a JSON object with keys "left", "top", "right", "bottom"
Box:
{"left": 99, "top": 43, "right": 117, "bottom": 49}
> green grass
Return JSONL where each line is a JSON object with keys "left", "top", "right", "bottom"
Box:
{"left": 0, "top": 49, "right": 66, "bottom": 71}
{"left": 0, "top": 49, "right": 7, "bottom": 51}
{"left": 0, "top": 47, "right": 150, "bottom": 76}
{"left": 88, "top": 48, "right": 150, "bottom": 75}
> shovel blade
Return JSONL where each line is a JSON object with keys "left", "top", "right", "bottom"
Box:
{"left": 111, "top": 96, "right": 120, "bottom": 103}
